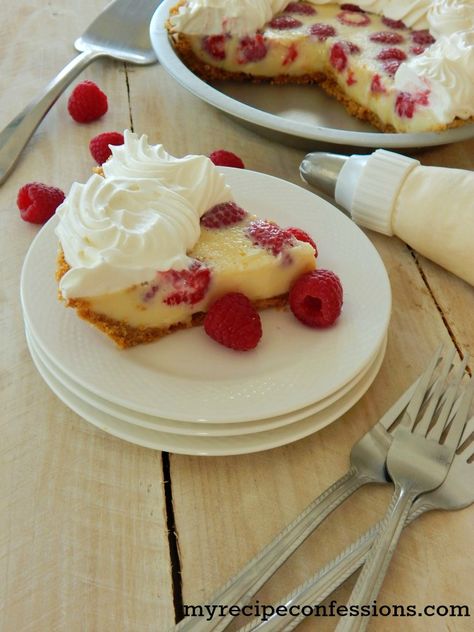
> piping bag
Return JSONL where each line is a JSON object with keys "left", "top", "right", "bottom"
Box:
{"left": 300, "top": 149, "right": 474, "bottom": 286}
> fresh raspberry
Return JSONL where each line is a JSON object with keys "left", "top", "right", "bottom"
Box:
{"left": 381, "top": 16, "right": 406, "bottom": 29}
{"left": 340, "top": 4, "right": 365, "bottom": 11}
{"left": 209, "top": 149, "right": 245, "bottom": 168}
{"left": 269, "top": 15, "right": 302, "bottom": 29}
{"left": 370, "top": 73, "right": 387, "bottom": 93}
{"left": 202, "top": 34, "right": 228, "bottom": 60}
{"left": 376, "top": 47, "right": 407, "bottom": 61}
{"left": 283, "top": 43, "right": 299, "bottom": 66}
{"left": 204, "top": 292, "right": 262, "bottom": 351}
{"left": 309, "top": 23, "right": 337, "bottom": 40}
{"left": 370, "top": 31, "right": 405, "bottom": 44}
{"left": 330, "top": 42, "right": 349, "bottom": 72}
{"left": 286, "top": 227, "right": 318, "bottom": 256}
{"left": 237, "top": 34, "right": 268, "bottom": 63}
{"left": 289, "top": 269, "right": 343, "bottom": 328}
{"left": 201, "top": 202, "right": 248, "bottom": 228}
{"left": 89, "top": 131, "right": 124, "bottom": 165}
{"left": 381, "top": 59, "right": 403, "bottom": 76}
{"left": 337, "top": 10, "right": 371, "bottom": 26}
{"left": 284, "top": 2, "right": 317, "bottom": 15}
{"left": 67, "top": 80, "right": 108, "bottom": 123}
{"left": 17, "top": 182, "right": 65, "bottom": 224}
{"left": 412, "top": 29, "right": 435, "bottom": 46}
{"left": 162, "top": 260, "right": 211, "bottom": 306}
{"left": 246, "top": 219, "right": 294, "bottom": 256}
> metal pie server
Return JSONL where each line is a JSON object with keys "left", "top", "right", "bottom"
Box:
{"left": 0, "top": 0, "right": 159, "bottom": 185}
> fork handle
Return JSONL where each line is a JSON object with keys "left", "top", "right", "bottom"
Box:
{"left": 0, "top": 49, "right": 102, "bottom": 185}
{"left": 336, "top": 485, "right": 417, "bottom": 632}
{"left": 175, "top": 467, "right": 369, "bottom": 632}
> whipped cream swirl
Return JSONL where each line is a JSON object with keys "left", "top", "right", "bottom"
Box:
{"left": 56, "top": 175, "right": 204, "bottom": 298}
{"left": 396, "top": 30, "right": 474, "bottom": 122}
{"left": 103, "top": 130, "right": 232, "bottom": 215}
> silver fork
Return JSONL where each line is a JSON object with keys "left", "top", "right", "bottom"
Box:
{"left": 337, "top": 369, "right": 474, "bottom": 631}
{"left": 236, "top": 414, "right": 474, "bottom": 632}
{"left": 175, "top": 346, "right": 447, "bottom": 632}
{"left": 0, "top": 0, "right": 159, "bottom": 185}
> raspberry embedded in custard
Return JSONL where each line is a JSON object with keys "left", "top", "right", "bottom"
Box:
{"left": 395, "top": 91, "right": 429, "bottom": 119}
{"left": 245, "top": 219, "right": 294, "bottom": 256}
{"left": 237, "top": 34, "right": 268, "bottom": 63}
{"left": 283, "top": 43, "right": 299, "bottom": 66}
{"left": 370, "top": 74, "right": 387, "bottom": 94}
{"left": 203, "top": 35, "right": 228, "bottom": 60}
{"left": 337, "top": 10, "right": 371, "bottom": 26}
{"left": 269, "top": 15, "right": 302, "bottom": 30}
{"left": 161, "top": 261, "right": 211, "bottom": 306}
{"left": 381, "top": 16, "right": 407, "bottom": 29}
{"left": 381, "top": 59, "right": 403, "bottom": 76}
{"left": 340, "top": 4, "right": 365, "bottom": 11}
{"left": 370, "top": 31, "right": 405, "bottom": 45}
{"left": 377, "top": 47, "right": 407, "bottom": 61}
{"left": 201, "top": 202, "right": 248, "bottom": 228}
{"left": 309, "top": 23, "right": 337, "bottom": 41}
{"left": 412, "top": 30, "right": 436, "bottom": 46}
{"left": 330, "top": 42, "right": 349, "bottom": 72}
{"left": 284, "top": 2, "right": 317, "bottom": 15}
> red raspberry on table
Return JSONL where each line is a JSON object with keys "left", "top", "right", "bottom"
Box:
{"left": 209, "top": 149, "right": 245, "bottom": 168}
{"left": 290, "top": 269, "right": 343, "bottom": 328}
{"left": 67, "top": 80, "right": 108, "bottom": 123}
{"left": 337, "top": 10, "right": 371, "bottom": 26}
{"left": 161, "top": 260, "right": 211, "bottom": 306}
{"left": 284, "top": 2, "right": 317, "bottom": 16}
{"left": 286, "top": 227, "right": 318, "bottom": 256}
{"left": 204, "top": 292, "right": 262, "bottom": 351}
{"left": 370, "top": 31, "right": 405, "bottom": 45}
{"left": 89, "top": 131, "right": 124, "bottom": 165}
{"left": 237, "top": 34, "right": 268, "bottom": 64}
{"left": 201, "top": 202, "right": 248, "bottom": 228}
{"left": 202, "top": 34, "right": 228, "bottom": 60}
{"left": 246, "top": 219, "right": 294, "bottom": 256}
{"left": 269, "top": 15, "right": 302, "bottom": 29}
{"left": 309, "top": 23, "right": 337, "bottom": 40}
{"left": 412, "top": 29, "right": 436, "bottom": 46}
{"left": 17, "top": 182, "right": 65, "bottom": 224}
{"left": 381, "top": 16, "right": 406, "bottom": 29}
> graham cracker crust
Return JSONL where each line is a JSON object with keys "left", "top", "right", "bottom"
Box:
{"left": 56, "top": 250, "right": 288, "bottom": 349}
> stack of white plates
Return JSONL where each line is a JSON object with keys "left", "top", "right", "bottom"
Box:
{"left": 21, "top": 169, "right": 391, "bottom": 456}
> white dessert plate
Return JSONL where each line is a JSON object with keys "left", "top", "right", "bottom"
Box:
{"left": 25, "top": 326, "right": 387, "bottom": 456}
{"left": 150, "top": 0, "right": 474, "bottom": 151}
{"left": 21, "top": 168, "right": 391, "bottom": 423}
{"left": 25, "top": 319, "right": 385, "bottom": 436}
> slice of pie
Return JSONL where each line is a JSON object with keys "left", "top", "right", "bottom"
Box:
{"left": 55, "top": 132, "right": 316, "bottom": 348}
{"left": 167, "top": 1, "right": 474, "bottom": 133}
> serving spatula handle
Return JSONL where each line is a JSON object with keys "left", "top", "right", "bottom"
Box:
{"left": 0, "top": 49, "right": 101, "bottom": 186}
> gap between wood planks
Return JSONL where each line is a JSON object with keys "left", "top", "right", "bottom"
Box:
{"left": 409, "top": 247, "right": 472, "bottom": 377}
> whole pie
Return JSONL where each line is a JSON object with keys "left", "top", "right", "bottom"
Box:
{"left": 167, "top": 0, "right": 474, "bottom": 133}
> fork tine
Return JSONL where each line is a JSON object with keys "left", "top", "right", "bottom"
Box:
{"left": 428, "top": 356, "right": 469, "bottom": 442}
{"left": 414, "top": 347, "right": 456, "bottom": 436}
{"left": 456, "top": 416, "right": 474, "bottom": 455}
{"left": 443, "top": 378, "right": 474, "bottom": 453}
{"left": 398, "top": 344, "right": 444, "bottom": 431}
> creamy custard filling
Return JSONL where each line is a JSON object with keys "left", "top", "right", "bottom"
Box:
{"left": 71, "top": 217, "right": 316, "bottom": 328}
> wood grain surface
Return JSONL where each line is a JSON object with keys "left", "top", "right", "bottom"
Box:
{"left": 1, "top": 2, "right": 473, "bottom": 631}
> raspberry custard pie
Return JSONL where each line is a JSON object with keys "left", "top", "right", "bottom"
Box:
{"left": 55, "top": 131, "right": 316, "bottom": 348}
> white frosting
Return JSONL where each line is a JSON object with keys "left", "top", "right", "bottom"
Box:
{"left": 103, "top": 130, "right": 232, "bottom": 215}
{"left": 396, "top": 30, "right": 474, "bottom": 123}
{"left": 56, "top": 175, "right": 205, "bottom": 298}
{"left": 171, "top": 0, "right": 474, "bottom": 124}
